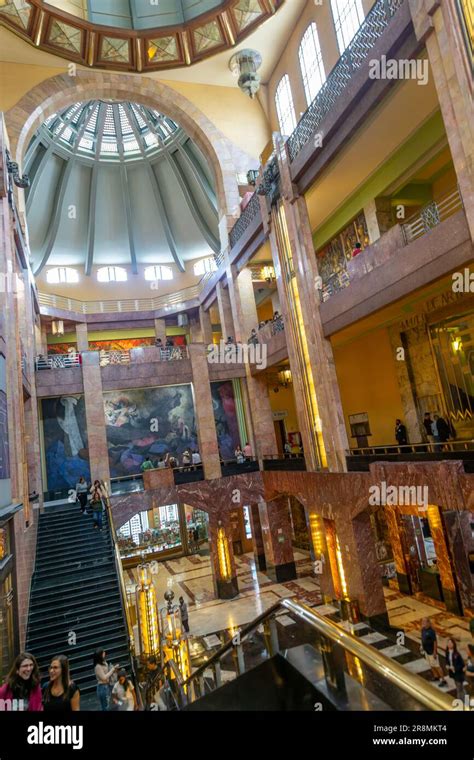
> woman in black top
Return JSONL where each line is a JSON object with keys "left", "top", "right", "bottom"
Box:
{"left": 445, "top": 638, "right": 465, "bottom": 700}
{"left": 42, "top": 655, "right": 80, "bottom": 712}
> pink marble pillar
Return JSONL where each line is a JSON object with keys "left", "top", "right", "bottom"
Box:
{"left": 334, "top": 511, "right": 387, "bottom": 624}
{"left": 154, "top": 318, "right": 166, "bottom": 344}
{"left": 188, "top": 343, "right": 221, "bottom": 479}
{"left": 258, "top": 497, "right": 297, "bottom": 582}
{"left": 216, "top": 281, "right": 235, "bottom": 341}
{"left": 249, "top": 503, "right": 266, "bottom": 571}
{"left": 81, "top": 351, "right": 111, "bottom": 485}
{"left": 208, "top": 511, "right": 239, "bottom": 599}
{"left": 75, "top": 323, "right": 88, "bottom": 352}
{"left": 443, "top": 509, "right": 474, "bottom": 614}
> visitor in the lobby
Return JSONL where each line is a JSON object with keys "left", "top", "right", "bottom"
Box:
{"left": 243, "top": 441, "right": 252, "bottom": 459}
{"left": 140, "top": 456, "right": 154, "bottom": 472}
{"left": 42, "top": 655, "right": 80, "bottom": 712}
{"left": 90, "top": 480, "right": 104, "bottom": 531}
{"left": 0, "top": 652, "right": 43, "bottom": 711}
{"left": 93, "top": 649, "right": 119, "bottom": 711}
{"left": 157, "top": 457, "right": 166, "bottom": 469}
{"left": 395, "top": 419, "right": 408, "bottom": 446}
{"left": 182, "top": 449, "right": 191, "bottom": 470}
{"left": 75, "top": 476, "right": 88, "bottom": 514}
{"left": 111, "top": 670, "right": 137, "bottom": 711}
{"left": 420, "top": 618, "right": 446, "bottom": 687}
{"left": 248, "top": 328, "right": 258, "bottom": 344}
{"left": 225, "top": 336, "right": 234, "bottom": 345}
{"left": 179, "top": 596, "right": 190, "bottom": 634}
{"left": 351, "top": 242, "right": 362, "bottom": 258}
{"left": 445, "top": 638, "right": 466, "bottom": 699}
{"left": 155, "top": 337, "right": 162, "bottom": 348}
{"left": 433, "top": 414, "right": 450, "bottom": 449}
{"left": 284, "top": 440, "right": 292, "bottom": 455}
{"left": 423, "top": 412, "right": 435, "bottom": 450}
{"left": 235, "top": 445, "right": 244, "bottom": 464}
{"left": 191, "top": 449, "right": 201, "bottom": 467}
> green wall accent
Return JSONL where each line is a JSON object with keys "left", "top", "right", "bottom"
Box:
{"left": 312, "top": 111, "right": 446, "bottom": 250}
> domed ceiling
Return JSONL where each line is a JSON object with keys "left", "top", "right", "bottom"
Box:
{"left": 24, "top": 100, "right": 220, "bottom": 275}
{"left": 0, "top": 0, "right": 285, "bottom": 73}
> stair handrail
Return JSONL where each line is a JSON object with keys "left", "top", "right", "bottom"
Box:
{"left": 178, "top": 598, "right": 454, "bottom": 712}
{"left": 103, "top": 491, "right": 144, "bottom": 710}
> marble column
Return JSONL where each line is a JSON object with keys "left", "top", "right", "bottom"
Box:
{"left": 384, "top": 506, "right": 409, "bottom": 592}
{"left": 225, "top": 268, "right": 278, "bottom": 460}
{"left": 427, "top": 505, "right": 461, "bottom": 614}
{"left": 208, "top": 511, "right": 239, "bottom": 599}
{"left": 363, "top": 196, "right": 393, "bottom": 243}
{"left": 334, "top": 512, "right": 388, "bottom": 624}
{"left": 267, "top": 146, "right": 349, "bottom": 473}
{"left": 249, "top": 503, "right": 266, "bottom": 571}
{"left": 443, "top": 509, "right": 474, "bottom": 614}
{"left": 307, "top": 509, "right": 335, "bottom": 601}
{"left": 154, "top": 318, "right": 166, "bottom": 344}
{"left": 75, "top": 323, "right": 88, "bottom": 352}
{"left": 216, "top": 281, "right": 235, "bottom": 341}
{"left": 189, "top": 314, "right": 202, "bottom": 343}
{"left": 258, "top": 497, "right": 297, "bottom": 583}
{"left": 188, "top": 343, "right": 221, "bottom": 479}
{"left": 81, "top": 351, "right": 111, "bottom": 485}
{"left": 198, "top": 305, "right": 213, "bottom": 346}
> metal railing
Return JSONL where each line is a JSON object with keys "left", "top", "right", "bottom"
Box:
{"left": 38, "top": 284, "right": 201, "bottom": 315}
{"left": 347, "top": 441, "right": 474, "bottom": 456}
{"left": 287, "top": 0, "right": 405, "bottom": 162}
{"left": 35, "top": 353, "right": 80, "bottom": 370}
{"left": 99, "top": 349, "right": 131, "bottom": 366}
{"left": 321, "top": 269, "right": 351, "bottom": 301}
{"left": 164, "top": 597, "right": 453, "bottom": 711}
{"left": 229, "top": 191, "right": 261, "bottom": 249}
{"left": 402, "top": 187, "right": 464, "bottom": 243}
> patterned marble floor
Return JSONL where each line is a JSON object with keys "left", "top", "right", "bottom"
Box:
{"left": 126, "top": 552, "right": 473, "bottom": 704}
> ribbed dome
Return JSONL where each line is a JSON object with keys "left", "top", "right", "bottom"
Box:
{"left": 25, "top": 100, "right": 220, "bottom": 275}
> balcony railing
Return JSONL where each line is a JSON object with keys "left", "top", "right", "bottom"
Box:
{"left": 229, "top": 192, "right": 261, "bottom": 250}
{"left": 287, "top": 0, "right": 405, "bottom": 162}
{"left": 38, "top": 284, "right": 201, "bottom": 315}
{"left": 35, "top": 353, "right": 80, "bottom": 370}
{"left": 402, "top": 187, "right": 464, "bottom": 243}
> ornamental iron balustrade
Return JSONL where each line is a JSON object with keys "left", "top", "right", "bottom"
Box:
{"left": 35, "top": 353, "right": 81, "bottom": 370}
{"left": 287, "top": 0, "right": 405, "bottom": 162}
{"left": 321, "top": 270, "right": 350, "bottom": 302}
{"left": 229, "top": 192, "right": 261, "bottom": 250}
{"left": 402, "top": 188, "right": 463, "bottom": 243}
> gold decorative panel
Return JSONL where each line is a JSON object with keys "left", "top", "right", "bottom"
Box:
{"left": 233, "top": 0, "right": 262, "bottom": 32}
{"left": 193, "top": 20, "right": 223, "bottom": 54}
{"left": 147, "top": 35, "right": 178, "bottom": 63}
{"left": 48, "top": 19, "right": 82, "bottom": 54}
{"left": 0, "top": 0, "right": 31, "bottom": 30}
{"left": 100, "top": 36, "right": 130, "bottom": 64}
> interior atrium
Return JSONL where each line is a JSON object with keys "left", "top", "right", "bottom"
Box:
{"left": 0, "top": 0, "right": 473, "bottom": 735}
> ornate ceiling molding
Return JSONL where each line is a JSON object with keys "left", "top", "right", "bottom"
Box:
{"left": 0, "top": 0, "right": 284, "bottom": 73}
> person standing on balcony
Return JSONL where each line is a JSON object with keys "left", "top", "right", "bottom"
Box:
{"left": 182, "top": 449, "right": 191, "bottom": 471}
{"left": 140, "top": 456, "right": 154, "bottom": 473}
{"left": 192, "top": 449, "right": 201, "bottom": 467}
{"left": 76, "top": 476, "right": 88, "bottom": 515}
{"left": 243, "top": 442, "right": 252, "bottom": 459}
{"left": 423, "top": 412, "right": 435, "bottom": 451}
{"left": 351, "top": 242, "right": 362, "bottom": 258}
{"left": 395, "top": 419, "right": 408, "bottom": 446}
{"left": 434, "top": 414, "right": 450, "bottom": 448}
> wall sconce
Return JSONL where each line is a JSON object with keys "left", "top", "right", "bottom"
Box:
{"left": 229, "top": 49, "right": 262, "bottom": 99}
{"left": 135, "top": 564, "right": 160, "bottom": 658}
{"left": 451, "top": 336, "right": 463, "bottom": 353}
{"left": 278, "top": 369, "right": 292, "bottom": 387}
{"left": 262, "top": 265, "right": 276, "bottom": 283}
{"left": 217, "top": 526, "right": 231, "bottom": 581}
{"left": 51, "top": 319, "right": 64, "bottom": 336}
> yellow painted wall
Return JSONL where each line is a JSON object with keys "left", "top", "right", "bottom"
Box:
{"left": 269, "top": 385, "right": 300, "bottom": 434}
{"left": 333, "top": 327, "right": 405, "bottom": 447}
{"left": 257, "top": 299, "right": 274, "bottom": 323}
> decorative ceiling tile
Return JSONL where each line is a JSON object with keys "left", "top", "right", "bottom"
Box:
{"left": 0, "top": 0, "right": 31, "bottom": 31}
{"left": 147, "top": 36, "right": 178, "bottom": 63}
{"left": 233, "top": 0, "right": 262, "bottom": 32}
{"left": 193, "top": 20, "right": 223, "bottom": 54}
{"left": 100, "top": 36, "right": 130, "bottom": 63}
{"left": 48, "top": 19, "right": 82, "bottom": 54}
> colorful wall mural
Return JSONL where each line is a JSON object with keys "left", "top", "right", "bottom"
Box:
{"left": 210, "top": 380, "right": 241, "bottom": 460}
{"left": 103, "top": 384, "right": 197, "bottom": 477}
{"left": 40, "top": 395, "right": 90, "bottom": 490}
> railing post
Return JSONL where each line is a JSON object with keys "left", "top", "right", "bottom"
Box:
{"left": 214, "top": 662, "right": 222, "bottom": 688}
{"left": 235, "top": 643, "right": 245, "bottom": 675}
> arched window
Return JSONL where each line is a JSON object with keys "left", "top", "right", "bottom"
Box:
{"left": 193, "top": 257, "right": 217, "bottom": 276}
{"left": 275, "top": 75, "right": 297, "bottom": 136}
{"left": 97, "top": 266, "right": 128, "bottom": 282}
{"left": 299, "top": 22, "right": 326, "bottom": 106}
{"left": 331, "top": 0, "right": 365, "bottom": 54}
{"left": 46, "top": 266, "right": 79, "bottom": 284}
{"left": 144, "top": 265, "right": 173, "bottom": 281}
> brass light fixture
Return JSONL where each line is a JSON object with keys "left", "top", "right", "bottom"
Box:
{"left": 229, "top": 49, "right": 262, "bottom": 99}
{"left": 217, "top": 525, "right": 231, "bottom": 581}
{"left": 278, "top": 369, "right": 292, "bottom": 387}
{"left": 135, "top": 563, "right": 160, "bottom": 658}
{"left": 51, "top": 319, "right": 64, "bottom": 336}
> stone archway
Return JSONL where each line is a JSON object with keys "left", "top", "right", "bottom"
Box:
{"left": 5, "top": 70, "right": 252, "bottom": 229}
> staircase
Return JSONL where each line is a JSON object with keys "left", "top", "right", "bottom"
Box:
{"left": 26, "top": 502, "right": 131, "bottom": 707}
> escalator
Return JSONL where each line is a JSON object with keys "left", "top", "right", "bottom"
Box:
{"left": 154, "top": 599, "right": 454, "bottom": 712}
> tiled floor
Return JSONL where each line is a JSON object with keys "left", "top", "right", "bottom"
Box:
{"left": 126, "top": 551, "right": 473, "bottom": 704}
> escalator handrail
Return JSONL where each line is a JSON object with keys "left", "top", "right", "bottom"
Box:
{"left": 180, "top": 598, "right": 454, "bottom": 711}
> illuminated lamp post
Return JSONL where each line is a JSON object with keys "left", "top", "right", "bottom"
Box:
{"left": 135, "top": 563, "right": 160, "bottom": 659}
{"left": 160, "top": 591, "right": 191, "bottom": 684}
